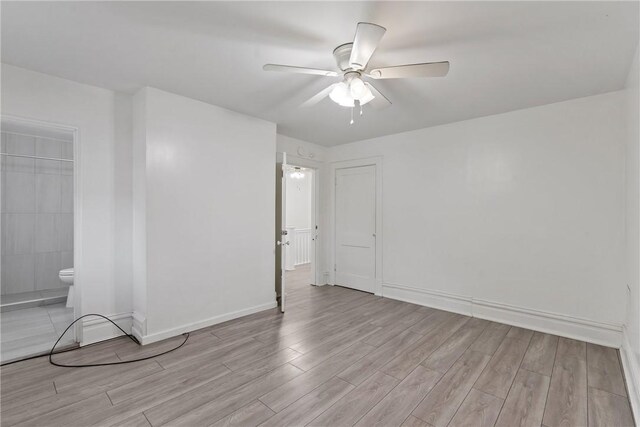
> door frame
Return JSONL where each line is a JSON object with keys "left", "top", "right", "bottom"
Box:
{"left": 1, "top": 114, "right": 81, "bottom": 343}
{"left": 276, "top": 152, "right": 321, "bottom": 287}
{"left": 285, "top": 166, "right": 318, "bottom": 287}
{"left": 329, "top": 156, "right": 383, "bottom": 296}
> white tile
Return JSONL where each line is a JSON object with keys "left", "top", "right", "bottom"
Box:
{"left": 1, "top": 317, "right": 56, "bottom": 342}
{"left": 1, "top": 332, "right": 59, "bottom": 362}
{"left": 1, "top": 254, "right": 36, "bottom": 294}
{"left": 35, "top": 214, "right": 58, "bottom": 253}
{"left": 60, "top": 175, "right": 74, "bottom": 213}
{"left": 56, "top": 214, "right": 73, "bottom": 252}
{"left": 60, "top": 141, "right": 73, "bottom": 160}
{"left": 41, "top": 289, "right": 68, "bottom": 299}
{"left": 0, "top": 306, "right": 49, "bottom": 322}
{"left": 1, "top": 133, "right": 35, "bottom": 174}
{"left": 60, "top": 141, "right": 74, "bottom": 176}
{"left": 2, "top": 213, "right": 35, "bottom": 255}
{"left": 48, "top": 305, "right": 74, "bottom": 336}
{"left": 2, "top": 172, "right": 35, "bottom": 213}
{"left": 0, "top": 304, "right": 75, "bottom": 363}
{"left": 53, "top": 321, "right": 75, "bottom": 339}
{"left": 0, "top": 290, "right": 42, "bottom": 305}
{"left": 60, "top": 251, "right": 73, "bottom": 270}
{"left": 3, "top": 133, "right": 36, "bottom": 154}
{"left": 35, "top": 252, "right": 62, "bottom": 290}
{"left": 1, "top": 330, "right": 58, "bottom": 347}
{"left": 35, "top": 173, "right": 61, "bottom": 212}
{"left": 34, "top": 138, "right": 61, "bottom": 175}
{"left": 45, "top": 302, "right": 71, "bottom": 314}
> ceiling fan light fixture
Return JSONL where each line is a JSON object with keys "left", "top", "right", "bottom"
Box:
{"left": 349, "top": 76, "right": 366, "bottom": 99}
{"left": 358, "top": 86, "right": 375, "bottom": 105}
{"left": 329, "top": 82, "right": 355, "bottom": 107}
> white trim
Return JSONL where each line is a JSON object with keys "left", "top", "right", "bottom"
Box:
{"left": 311, "top": 167, "right": 318, "bottom": 285}
{"left": 329, "top": 156, "right": 383, "bottom": 295}
{"left": 382, "top": 282, "right": 472, "bottom": 316}
{"left": 621, "top": 326, "right": 640, "bottom": 424}
{"left": 131, "top": 311, "right": 147, "bottom": 341}
{"left": 80, "top": 312, "right": 132, "bottom": 346}
{"left": 135, "top": 301, "right": 277, "bottom": 345}
{"left": 381, "top": 282, "right": 623, "bottom": 348}
{"left": 473, "top": 298, "right": 621, "bottom": 348}
{"left": 283, "top": 154, "right": 323, "bottom": 169}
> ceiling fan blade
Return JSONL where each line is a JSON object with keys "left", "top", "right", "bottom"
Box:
{"left": 349, "top": 22, "right": 386, "bottom": 70}
{"left": 301, "top": 83, "right": 338, "bottom": 107}
{"left": 365, "top": 83, "right": 391, "bottom": 109}
{"left": 368, "top": 61, "right": 450, "bottom": 79}
{"left": 263, "top": 64, "right": 338, "bottom": 77}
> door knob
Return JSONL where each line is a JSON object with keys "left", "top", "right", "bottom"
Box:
{"left": 276, "top": 241, "right": 290, "bottom": 246}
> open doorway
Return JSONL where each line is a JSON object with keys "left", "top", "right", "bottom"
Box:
{"left": 284, "top": 165, "right": 315, "bottom": 290}
{"left": 0, "top": 116, "right": 78, "bottom": 363}
{"left": 275, "top": 155, "right": 317, "bottom": 312}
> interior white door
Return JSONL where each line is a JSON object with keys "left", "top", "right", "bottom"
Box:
{"left": 277, "top": 153, "right": 288, "bottom": 312}
{"left": 335, "top": 165, "right": 376, "bottom": 293}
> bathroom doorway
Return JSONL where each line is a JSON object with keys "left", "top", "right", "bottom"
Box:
{"left": 0, "top": 117, "right": 77, "bottom": 363}
{"left": 275, "top": 155, "right": 318, "bottom": 310}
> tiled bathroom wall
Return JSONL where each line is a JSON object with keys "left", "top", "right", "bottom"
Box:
{"left": 1, "top": 131, "right": 73, "bottom": 296}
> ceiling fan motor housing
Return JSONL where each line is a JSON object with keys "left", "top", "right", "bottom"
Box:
{"left": 333, "top": 43, "right": 354, "bottom": 71}
{"left": 343, "top": 71, "right": 361, "bottom": 82}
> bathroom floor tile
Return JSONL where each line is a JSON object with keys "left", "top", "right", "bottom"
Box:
{"left": 0, "top": 303, "right": 75, "bottom": 363}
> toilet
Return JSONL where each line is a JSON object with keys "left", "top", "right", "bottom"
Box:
{"left": 59, "top": 268, "right": 74, "bottom": 308}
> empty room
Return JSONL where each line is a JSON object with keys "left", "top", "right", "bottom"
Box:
{"left": 0, "top": 1, "right": 639, "bottom": 426}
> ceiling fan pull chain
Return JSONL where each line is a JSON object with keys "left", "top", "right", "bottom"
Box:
{"left": 350, "top": 107, "right": 354, "bottom": 125}
{"left": 360, "top": 103, "right": 363, "bottom": 117}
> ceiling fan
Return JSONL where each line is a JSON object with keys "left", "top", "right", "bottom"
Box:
{"left": 263, "top": 22, "right": 449, "bottom": 121}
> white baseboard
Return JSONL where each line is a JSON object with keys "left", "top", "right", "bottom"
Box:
{"left": 135, "top": 301, "right": 277, "bottom": 345}
{"left": 382, "top": 282, "right": 622, "bottom": 348}
{"left": 80, "top": 312, "right": 133, "bottom": 346}
{"left": 131, "top": 311, "right": 147, "bottom": 342}
{"left": 621, "top": 327, "right": 640, "bottom": 424}
{"left": 382, "top": 282, "right": 473, "bottom": 316}
{"left": 473, "top": 298, "right": 622, "bottom": 348}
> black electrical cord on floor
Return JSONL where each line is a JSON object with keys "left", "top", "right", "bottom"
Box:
{"left": 0, "top": 314, "right": 189, "bottom": 368}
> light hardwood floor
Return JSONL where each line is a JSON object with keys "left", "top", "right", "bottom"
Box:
{"left": 1, "top": 266, "right": 635, "bottom": 426}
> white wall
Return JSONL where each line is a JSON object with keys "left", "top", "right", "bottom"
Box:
{"left": 131, "top": 88, "right": 148, "bottom": 328}
{"left": 1, "top": 64, "right": 133, "bottom": 343}
{"left": 132, "top": 87, "right": 276, "bottom": 342}
{"left": 327, "top": 91, "right": 627, "bottom": 346}
{"left": 623, "top": 44, "right": 640, "bottom": 420}
{"left": 114, "top": 93, "right": 134, "bottom": 325}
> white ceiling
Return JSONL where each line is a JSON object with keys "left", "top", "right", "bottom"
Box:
{"left": 1, "top": 1, "right": 638, "bottom": 146}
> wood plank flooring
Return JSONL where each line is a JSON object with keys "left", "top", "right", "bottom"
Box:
{"left": 1, "top": 264, "right": 635, "bottom": 426}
